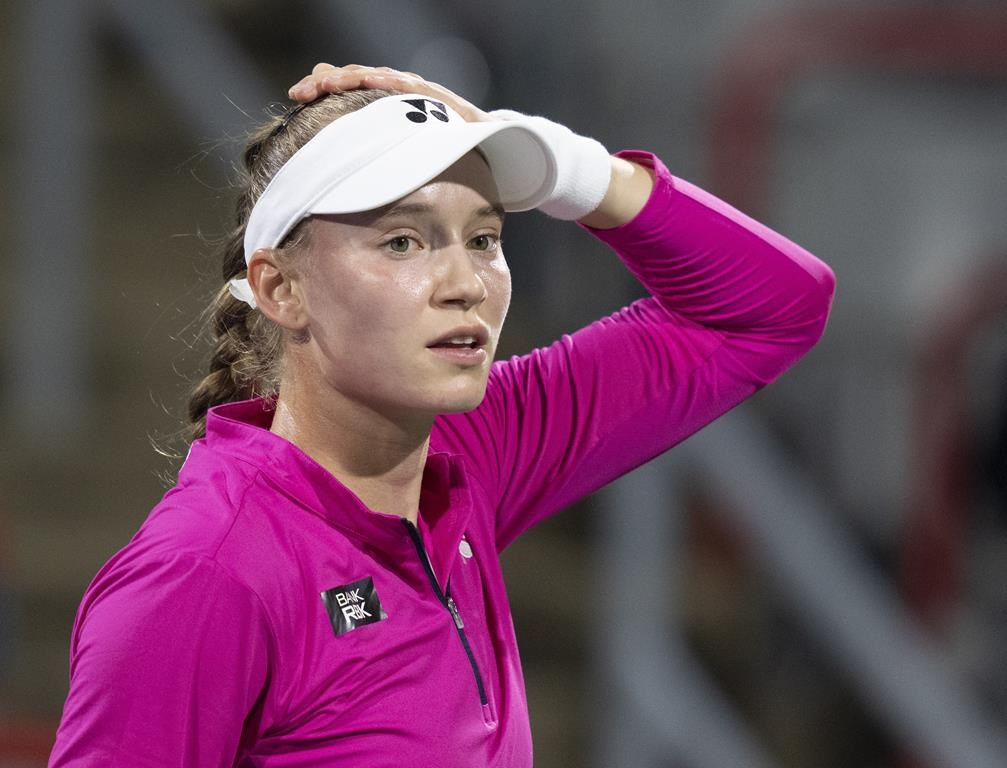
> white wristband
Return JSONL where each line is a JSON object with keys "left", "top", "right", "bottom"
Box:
{"left": 489, "top": 109, "right": 611, "bottom": 221}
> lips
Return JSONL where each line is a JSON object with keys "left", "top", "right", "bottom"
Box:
{"left": 426, "top": 325, "right": 490, "bottom": 350}
{"left": 426, "top": 325, "right": 491, "bottom": 368}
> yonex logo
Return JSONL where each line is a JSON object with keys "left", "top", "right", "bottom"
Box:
{"left": 402, "top": 98, "right": 449, "bottom": 123}
{"left": 321, "top": 576, "right": 388, "bottom": 637}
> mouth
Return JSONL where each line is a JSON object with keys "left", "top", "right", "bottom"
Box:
{"left": 426, "top": 325, "right": 490, "bottom": 350}
{"left": 426, "top": 326, "right": 490, "bottom": 366}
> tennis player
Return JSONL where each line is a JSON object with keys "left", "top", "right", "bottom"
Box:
{"left": 49, "top": 64, "right": 835, "bottom": 767}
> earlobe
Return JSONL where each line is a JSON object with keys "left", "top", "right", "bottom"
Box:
{"left": 247, "top": 248, "right": 309, "bottom": 331}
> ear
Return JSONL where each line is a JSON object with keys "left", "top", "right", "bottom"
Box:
{"left": 247, "top": 248, "right": 309, "bottom": 331}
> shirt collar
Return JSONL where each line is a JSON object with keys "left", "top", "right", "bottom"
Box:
{"left": 202, "top": 397, "right": 473, "bottom": 575}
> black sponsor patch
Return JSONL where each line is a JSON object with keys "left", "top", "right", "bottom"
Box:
{"left": 320, "top": 577, "right": 388, "bottom": 637}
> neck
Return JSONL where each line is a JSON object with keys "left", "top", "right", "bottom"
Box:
{"left": 270, "top": 374, "right": 433, "bottom": 524}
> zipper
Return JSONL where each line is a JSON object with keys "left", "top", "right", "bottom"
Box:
{"left": 403, "top": 519, "right": 488, "bottom": 706}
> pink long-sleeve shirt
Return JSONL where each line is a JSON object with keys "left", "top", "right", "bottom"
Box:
{"left": 50, "top": 152, "right": 835, "bottom": 767}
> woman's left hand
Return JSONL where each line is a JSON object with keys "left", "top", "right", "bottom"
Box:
{"left": 287, "top": 63, "right": 491, "bottom": 123}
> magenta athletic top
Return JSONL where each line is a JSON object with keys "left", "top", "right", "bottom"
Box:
{"left": 50, "top": 152, "right": 835, "bottom": 768}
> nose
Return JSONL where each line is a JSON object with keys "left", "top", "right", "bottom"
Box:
{"left": 431, "top": 243, "right": 488, "bottom": 310}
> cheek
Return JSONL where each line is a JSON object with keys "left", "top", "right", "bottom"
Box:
{"left": 391, "top": 262, "right": 435, "bottom": 304}
{"left": 482, "top": 256, "right": 512, "bottom": 323}
{"left": 311, "top": 259, "right": 432, "bottom": 335}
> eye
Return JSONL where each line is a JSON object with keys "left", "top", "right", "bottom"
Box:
{"left": 468, "top": 233, "right": 500, "bottom": 252}
{"left": 384, "top": 235, "right": 416, "bottom": 254}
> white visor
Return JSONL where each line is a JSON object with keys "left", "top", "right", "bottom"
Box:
{"left": 231, "top": 93, "right": 558, "bottom": 307}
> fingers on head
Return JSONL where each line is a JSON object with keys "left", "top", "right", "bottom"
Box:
{"left": 294, "top": 64, "right": 434, "bottom": 101}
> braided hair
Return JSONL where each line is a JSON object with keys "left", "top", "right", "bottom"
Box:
{"left": 186, "top": 89, "right": 395, "bottom": 442}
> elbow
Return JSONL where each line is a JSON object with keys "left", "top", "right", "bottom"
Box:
{"left": 717, "top": 263, "right": 836, "bottom": 387}
{"left": 808, "top": 263, "right": 837, "bottom": 346}
{"left": 785, "top": 250, "right": 837, "bottom": 350}
{"left": 768, "top": 262, "right": 838, "bottom": 374}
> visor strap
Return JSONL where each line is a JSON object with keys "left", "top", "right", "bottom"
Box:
{"left": 228, "top": 277, "right": 256, "bottom": 309}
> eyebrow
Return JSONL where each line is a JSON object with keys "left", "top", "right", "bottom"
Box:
{"left": 377, "top": 202, "right": 505, "bottom": 224}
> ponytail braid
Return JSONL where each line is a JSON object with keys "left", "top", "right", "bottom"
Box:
{"left": 186, "top": 232, "right": 280, "bottom": 442}
{"left": 185, "top": 89, "right": 395, "bottom": 442}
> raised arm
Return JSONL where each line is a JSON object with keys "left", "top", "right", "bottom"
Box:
{"left": 437, "top": 151, "right": 835, "bottom": 550}
{"left": 288, "top": 64, "right": 836, "bottom": 550}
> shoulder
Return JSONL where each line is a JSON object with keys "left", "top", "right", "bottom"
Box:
{"left": 133, "top": 448, "right": 257, "bottom": 559}
{"left": 82, "top": 442, "right": 280, "bottom": 613}
{"left": 71, "top": 455, "right": 285, "bottom": 661}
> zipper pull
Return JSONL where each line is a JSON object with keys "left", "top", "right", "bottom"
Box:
{"left": 446, "top": 597, "right": 464, "bottom": 630}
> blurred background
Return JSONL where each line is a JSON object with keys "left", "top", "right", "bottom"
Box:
{"left": 1, "top": 0, "right": 1006, "bottom": 766}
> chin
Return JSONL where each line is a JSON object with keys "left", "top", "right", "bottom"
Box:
{"left": 431, "top": 382, "right": 489, "bottom": 415}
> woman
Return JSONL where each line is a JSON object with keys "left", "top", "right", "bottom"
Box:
{"left": 49, "top": 64, "right": 835, "bottom": 767}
